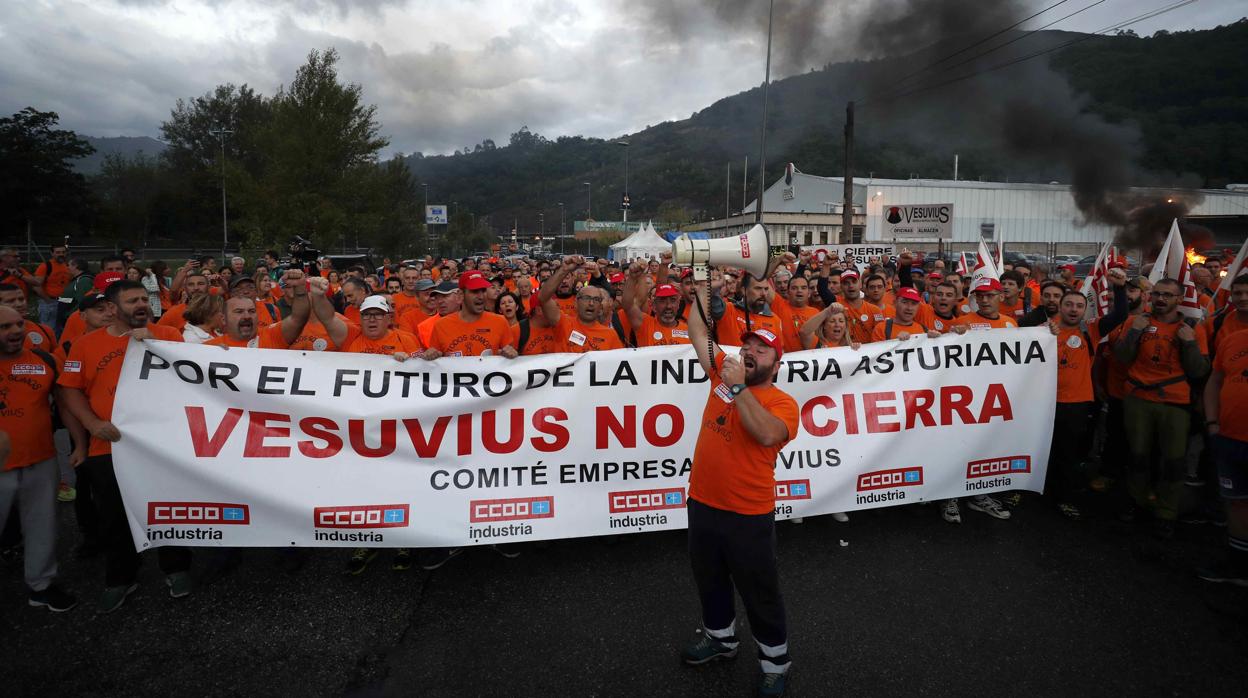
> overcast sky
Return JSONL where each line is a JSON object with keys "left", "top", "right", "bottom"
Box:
{"left": 1, "top": 0, "right": 1242, "bottom": 157}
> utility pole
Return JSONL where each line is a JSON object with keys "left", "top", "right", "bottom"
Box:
{"left": 558, "top": 202, "right": 565, "bottom": 254}
{"left": 725, "top": 162, "right": 731, "bottom": 233}
{"left": 742, "top": 156, "right": 748, "bottom": 233}
{"left": 209, "top": 124, "right": 233, "bottom": 258}
{"left": 755, "top": 0, "right": 774, "bottom": 227}
{"left": 842, "top": 101, "right": 854, "bottom": 244}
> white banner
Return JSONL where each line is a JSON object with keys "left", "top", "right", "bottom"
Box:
{"left": 882, "top": 203, "right": 954, "bottom": 240}
{"left": 112, "top": 330, "right": 1056, "bottom": 550}
{"left": 800, "top": 244, "right": 897, "bottom": 270}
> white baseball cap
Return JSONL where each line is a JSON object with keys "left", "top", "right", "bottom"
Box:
{"left": 360, "top": 296, "right": 391, "bottom": 313}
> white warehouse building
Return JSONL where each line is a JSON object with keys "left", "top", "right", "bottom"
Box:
{"left": 684, "top": 168, "right": 1248, "bottom": 255}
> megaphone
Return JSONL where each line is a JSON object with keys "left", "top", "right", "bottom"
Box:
{"left": 672, "top": 224, "right": 772, "bottom": 280}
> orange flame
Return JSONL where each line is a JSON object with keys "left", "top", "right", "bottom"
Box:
{"left": 1185, "top": 247, "right": 1206, "bottom": 266}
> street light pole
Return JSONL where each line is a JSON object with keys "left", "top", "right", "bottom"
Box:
{"left": 209, "top": 125, "right": 233, "bottom": 258}
{"left": 615, "top": 141, "right": 630, "bottom": 224}
{"left": 558, "top": 202, "right": 565, "bottom": 255}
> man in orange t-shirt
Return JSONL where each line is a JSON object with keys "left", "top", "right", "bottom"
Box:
{"left": 869, "top": 287, "right": 937, "bottom": 342}
{"left": 0, "top": 283, "right": 56, "bottom": 352}
{"left": 1204, "top": 274, "right": 1248, "bottom": 355}
{"left": 1114, "top": 277, "right": 1210, "bottom": 531}
{"left": 345, "top": 296, "right": 424, "bottom": 357}
{"left": 771, "top": 275, "right": 821, "bottom": 353}
{"left": 622, "top": 260, "right": 690, "bottom": 348}
{"left": 1201, "top": 327, "right": 1248, "bottom": 585}
{"left": 682, "top": 277, "right": 797, "bottom": 689}
{"left": 397, "top": 278, "right": 438, "bottom": 335}
{"left": 31, "top": 243, "right": 71, "bottom": 328}
{"left": 58, "top": 279, "right": 192, "bottom": 611}
{"left": 837, "top": 270, "right": 883, "bottom": 345}
{"left": 205, "top": 271, "right": 311, "bottom": 349}
{"left": 0, "top": 306, "right": 86, "bottom": 610}
{"left": 717, "top": 273, "right": 786, "bottom": 347}
{"left": 537, "top": 257, "right": 624, "bottom": 353}
{"left": 157, "top": 270, "right": 211, "bottom": 331}
{"left": 424, "top": 271, "right": 516, "bottom": 358}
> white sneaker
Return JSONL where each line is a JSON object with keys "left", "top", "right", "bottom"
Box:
{"left": 790, "top": 517, "right": 804, "bottom": 524}
{"left": 941, "top": 499, "right": 962, "bottom": 524}
{"left": 832, "top": 512, "right": 849, "bottom": 523}
{"left": 967, "top": 495, "right": 1011, "bottom": 520}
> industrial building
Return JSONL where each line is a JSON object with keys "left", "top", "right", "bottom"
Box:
{"left": 683, "top": 169, "right": 1248, "bottom": 257}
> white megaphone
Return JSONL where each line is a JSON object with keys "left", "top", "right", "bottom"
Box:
{"left": 672, "top": 224, "right": 772, "bottom": 281}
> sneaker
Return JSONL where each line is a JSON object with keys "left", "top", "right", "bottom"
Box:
{"left": 967, "top": 495, "right": 1011, "bottom": 520}
{"left": 1196, "top": 556, "right": 1248, "bottom": 587}
{"left": 789, "top": 517, "right": 804, "bottom": 524}
{"left": 345, "top": 548, "right": 378, "bottom": 575}
{"left": 97, "top": 583, "right": 138, "bottom": 614}
{"left": 941, "top": 499, "right": 961, "bottom": 524}
{"left": 1001, "top": 492, "right": 1023, "bottom": 508}
{"left": 29, "top": 584, "right": 78, "bottom": 612}
{"left": 757, "top": 671, "right": 788, "bottom": 697}
{"left": 392, "top": 548, "right": 414, "bottom": 571}
{"left": 680, "top": 631, "right": 738, "bottom": 665}
{"left": 166, "top": 571, "right": 193, "bottom": 598}
{"left": 831, "top": 512, "right": 849, "bottom": 523}
{"left": 419, "top": 547, "right": 462, "bottom": 571}
{"left": 57, "top": 482, "right": 76, "bottom": 503}
{"left": 1058, "top": 503, "right": 1082, "bottom": 520}
{"left": 490, "top": 543, "right": 521, "bottom": 559}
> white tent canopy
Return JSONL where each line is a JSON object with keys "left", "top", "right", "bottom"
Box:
{"left": 609, "top": 221, "right": 671, "bottom": 262}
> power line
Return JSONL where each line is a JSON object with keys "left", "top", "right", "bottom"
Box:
{"left": 865, "top": 0, "right": 1198, "bottom": 106}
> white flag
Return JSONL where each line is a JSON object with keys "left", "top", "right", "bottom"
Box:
{"left": 1220, "top": 237, "right": 1248, "bottom": 292}
{"left": 1149, "top": 219, "right": 1203, "bottom": 321}
{"left": 971, "top": 237, "right": 1000, "bottom": 291}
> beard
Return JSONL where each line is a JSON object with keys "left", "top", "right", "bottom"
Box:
{"left": 121, "top": 307, "right": 148, "bottom": 328}
{"left": 1128, "top": 298, "right": 1143, "bottom": 311}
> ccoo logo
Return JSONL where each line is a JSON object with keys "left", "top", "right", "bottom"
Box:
{"left": 857, "top": 467, "right": 924, "bottom": 491}
{"left": 775, "top": 480, "right": 811, "bottom": 501}
{"left": 148, "top": 502, "right": 250, "bottom": 525}
{"left": 470, "top": 496, "right": 555, "bottom": 523}
{"left": 966, "top": 455, "right": 1032, "bottom": 478}
{"left": 609, "top": 488, "right": 685, "bottom": 513}
{"left": 314, "top": 504, "right": 410, "bottom": 529}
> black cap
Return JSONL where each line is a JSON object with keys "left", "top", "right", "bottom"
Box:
{"left": 229, "top": 274, "right": 256, "bottom": 290}
{"left": 80, "top": 293, "right": 109, "bottom": 310}
{"left": 430, "top": 280, "right": 458, "bottom": 295}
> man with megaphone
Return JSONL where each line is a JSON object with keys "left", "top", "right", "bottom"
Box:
{"left": 672, "top": 225, "right": 797, "bottom": 697}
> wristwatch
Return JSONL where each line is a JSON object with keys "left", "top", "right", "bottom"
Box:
{"left": 729, "top": 383, "right": 747, "bottom": 396}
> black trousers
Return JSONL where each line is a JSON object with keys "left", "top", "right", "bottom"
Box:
{"left": 687, "top": 498, "right": 788, "bottom": 659}
{"left": 82, "top": 455, "right": 190, "bottom": 586}
{"left": 1047, "top": 402, "right": 1095, "bottom": 503}
{"left": 1102, "top": 397, "right": 1128, "bottom": 480}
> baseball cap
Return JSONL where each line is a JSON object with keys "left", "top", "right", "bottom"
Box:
{"left": 896, "top": 287, "right": 923, "bottom": 303}
{"left": 840, "top": 269, "right": 860, "bottom": 280}
{"left": 360, "top": 296, "right": 391, "bottom": 313}
{"left": 1107, "top": 257, "right": 1127, "bottom": 270}
{"left": 80, "top": 292, "right": 109, "bottom": 310}
{"left": 739, "top": 328, "right": 784, "bottom": 362}
{"left": 458, "top": 270, "right": 491, "bottom": 291}
{"left": 971, "top": 277, "right": 1003, "bottom": 293}
{"left": 655, "top": 283, "right": 680, "bottom": 298}
{"left": 1060, "top": 264, "right": 1076, "bottom": 273}
{"left": 413, "top": 279, "right": 436, "bottom": 292}
{"left": 608, "top": 272, "right": 625, "bottom": 284}
{"left": 927, "top": 271, "right": 944, "bottom": 280}
{"left": 93, "top": 271, "right": 123, "bottom": 291}
{"left": 229, "top": 274, "right": 256, "bottom": 290}
{"left": 431, "top": 280, "right": 458, "bottom": 294}
{"left": 680, "top": 268, "right": 694, "bottom": 280}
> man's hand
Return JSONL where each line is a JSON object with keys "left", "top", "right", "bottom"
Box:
{"left": 1177, "top": 323, "right": 1196, "bottom": 342}
{"left": 392, "top": 352, "right": 410, "bottom": 362}
{"left": 720, "top": 356, "right": 745, "bottom": 386}
{"left": 307, "top": 276, "right": 330, "bottom": 297}
{"left": 1132, "top": 314, "right": 1151, "bottom": 331}
{"left": 798, "top": 249, "right": 813, "bottom": 265}
{"left": 69, "top": 444, "right": 87, "bottom": 468}
{"left": 952, "top": 324, "right": 968, "bottom": 335}
{"left": 896, "top": 331, "right": 912, "bottom": 341}
{"left": 898, "top": 250, "right": 914, "bottom": 266}
{"left": 1049, "top": 320, "right": 1060, "bottom": 336}
{"left": 926, "top": 330, "right": 941, "bottom": 339}
{"left": 283, "top": 269, "right": 307, "bottom": 295}
{"left": 421, "top": 348, "right": 443, "bottom": 361}
{"left": 89, "top": 421, "right": 121, "bottom": 443}
{"left": 128, "top": 328, "right": 153, "bottom": 342}
{"left": 1108, "top": 268, "right": 1127, "bottom": 287}
{"left": 499, "top": 345, "right": 519, "bottom": 359}
{"left": 628, "top": 260, "right": 647, "bottom": 278}
{"left": 562, "top": 255, "right": 585, "bottom": 272}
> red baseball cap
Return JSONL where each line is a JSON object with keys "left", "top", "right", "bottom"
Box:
{"left": 896, "top": 287, "right": 922, "bottom": 303}
{"left": 1060, "top": 264, "right": 1076, "bottom": 273}
{"left": 971, "top": 277, "right": 1003, "bottom": 293}
{"left": 655, "top": 283, "right": 680, "bottom": 298}
{"left": 680, "top": 267, "right": 694, "bottom": 280}
{"left": 927, "top": 271, "right": 944, "bottom": 280}
{"left": 608, "top": 272, "right": 625, "bottom": 284}
{"left": 840, "top": 269, "right": 860, "bottom": 280}
{"left": 1107, "top": 258, "right": 1127, "bottom": 270}
{"left": 458, "top": 270, "right": 491, "bottom": 291}
{"left": 93, "top": 271, "right": 124, "bottom": 291}
{"left": 740, "top": 328, "right": 783, "bottom": 361}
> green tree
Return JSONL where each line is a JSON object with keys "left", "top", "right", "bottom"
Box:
{"left": 0, "top": 108, "right": 94, "bottom": 237}
{"left": 93, "top": 153, "right": 164, "bottom": 245}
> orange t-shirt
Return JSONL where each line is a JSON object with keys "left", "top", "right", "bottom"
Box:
{"left": 255, "top": 300, "right": 280, "bottom": 326}
{"left": 635, "top": 315, "right": 691, "bottom": 347}
{"left": 1, "top": 349, "right": 59, "bottom": 469}
{"left": 773, "top": 300, "right": 820, "bottom": 353}
{"left": 554, "top": 294, "right": 578, "bottom": 318}
{"left": 555, "top": 315, "right": 624, "bottom": 353}
{"left": 884, "top": 301, "right": 936, "bottom": 329}
{"left": 842, "top": 300, "right": 884, "bottom": 344}
{"left": 689, "top": 353, "right": 800, "bottom": 516}
{"left": 1056, "top": 324, "right": 1100, "bottom": 403}
{"left": 23, "top": 320, "right": 56, "bottom": 352}
{"left": 397, "top": 304, "right": 433, "bottom": 336}
{"left": 391, "top": 292, "right": 424, "bottom": 323}
{"left": 427, "top": 313, "right": 513, "bottom": 357}
{"left": 59, "top": 310, "right": 86, "bottom": 345}
{"left": 1206, "top": 310, "right": 1248, "bottom": 354}
{"left": 288, "top": 315, "right": 360, "bottom": 352}
{"left": 58, "top": 325, "right": 184, "bottom": 456}
{"left": 953, "top": 312, "right": 1018, "bottom": 331}
{"left": 38, "top": 259, "right": 72, "bottom": 298}
{"left": 345, "top": 329, "right": 422, "bottom": 356}
{"left": 1102, "top": 324, "right": 1131, "bottom": 400}
{"left": 514, "top": 320, "right": 559, "bottom": 355}
{"left": 870, "top": 318, "right": 926, "bottom": 342}
{"left": 1213, "top": 329, "right": 1248, "bottom": 442}
{"left": 205, "top": 323, "right": 290, "bottom": 349}
{"left": 717, "top": 305, "right": 786, "bottom": 347}
{"left": 157, "top": 303, "right": 190, "bottom": 331}
{"left": 1123, "top": 318, "right": 1208, "bottom": 405}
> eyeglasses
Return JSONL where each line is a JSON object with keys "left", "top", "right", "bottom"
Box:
{"left": 576, "top": 295, "right": 604, "bottom": 304}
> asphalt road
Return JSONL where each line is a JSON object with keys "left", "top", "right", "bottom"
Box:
{"left": 4, "top": 497, "right": 1246, "bottom": 697}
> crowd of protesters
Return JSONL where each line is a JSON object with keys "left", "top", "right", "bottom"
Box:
{"left": 1, "top": 240, "right": 1245, "bottom": 614}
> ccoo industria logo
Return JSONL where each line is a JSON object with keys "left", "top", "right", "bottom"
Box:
{"left": 470, "top": 496, "right": 555, "bottom": 523}
{"left": 148, "top": 502, "right": 250, "bottom": 525}
{"left": 314, "top": 504, "right": 410, "bottom": 529}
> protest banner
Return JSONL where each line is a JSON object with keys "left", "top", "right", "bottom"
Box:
{"left": 800, "top": 244, "right": 897, "bottom": 269}
{"left": 112, "top": 329, "right": 1056, "bottom": 549}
